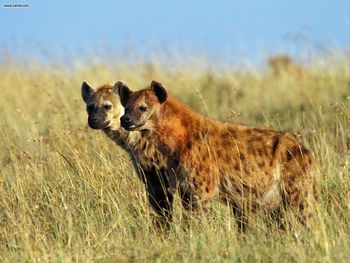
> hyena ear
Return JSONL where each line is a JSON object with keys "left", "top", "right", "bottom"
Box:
{"left": 113, "top": 80, "right": 128, "bottom": 95}
{"left": 81, "top": 81, "right": 95, "bottom": 104}
{"left": 150, "top": 80, "right": 167, "bottom": 104}
{"left": 117, "top": 81, "right": 133, "bottom": 107}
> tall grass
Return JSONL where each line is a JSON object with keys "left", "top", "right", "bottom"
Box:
{"left": 0, "top": 54, "right": 349, "bottom": 262}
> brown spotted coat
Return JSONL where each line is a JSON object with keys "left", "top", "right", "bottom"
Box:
{"left": 120, "top": 81, "right": 317, "bottom": 230}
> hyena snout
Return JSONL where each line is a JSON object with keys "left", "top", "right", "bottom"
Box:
{"left": 120, "top": 115, "right": 131, "bottom": 125}
{"left": 88, "top": 114, "right": 110, "bottom": 130}
{"left": 120, "top": 114, "right": 136, "bottom": 130}
{"left": 88, "top": 116, "right": 101, "bottom": 129}
{"left": 91, "top": 116, "right": 99, "bottom": 123}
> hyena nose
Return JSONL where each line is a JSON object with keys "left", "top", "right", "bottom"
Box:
{"left": 120, "top": 115, "right": 131, "bottom": 125}
{"left": 92, "top": 117, "right": 99, "bottom": 123}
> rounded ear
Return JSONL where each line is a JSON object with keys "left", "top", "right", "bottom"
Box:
{"left": 81, "top": 81, "right": 95, "bottom": 104}
{"left": 150, "top": 80, "right": 167, "bottom": 104}
{"left": 113, "top": 80, "right": 127, "bottom": 95}
{"left": 116, "top": 81, "right": 133, "bottom": 107}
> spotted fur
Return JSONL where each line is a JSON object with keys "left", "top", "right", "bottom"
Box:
{"left": 119, "top": 80, "right": 318, "bottom": 230}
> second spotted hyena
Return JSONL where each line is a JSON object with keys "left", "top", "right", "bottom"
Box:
{"left": 81, "top": 81, "right": 176, "bottom": 224}
{"left": 119, "top": 80, "right": 317, "bottom": 230}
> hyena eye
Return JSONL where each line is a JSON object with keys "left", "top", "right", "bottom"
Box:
{"left": 139, "top": 105, "right": 147, "bottom": 112}
{"left": 103, "top": 104, "right": 112, "bottom": 110}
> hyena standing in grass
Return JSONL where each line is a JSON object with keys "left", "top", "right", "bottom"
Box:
{"left": 81, "top": 81, "right": 176, "bottom": 225}
{"left": 119, "top": 80, "right": 318, "bottom": 231}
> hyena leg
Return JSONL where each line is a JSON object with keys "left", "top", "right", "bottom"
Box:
{"left": 231, "top": 203, "right": 248, "bottom": 232}
{"left": 178, "top": 185, "right": 212, "bottom": 228}
{"left": 282, "top": 174, "right": 317, "bottom": 228}
{"left": 145, "top": 169, "right": 174, "bottom": 227}
{"left": 179, "top": 185, "right": 200, "bottom": 212}
{"left": 179, "top": 185, "right": 212, "bottom": 212}
{"left": 280, "top": 146, "right": 317, "bottom": 228}
{"left": 284, "top": 189, "right": 315, "bottom": 227}
{"left": 267, "top": 207, "right": 286, "bottom": 230}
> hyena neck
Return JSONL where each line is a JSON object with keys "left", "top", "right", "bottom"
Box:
{"left": 149, "top": 100, "right": 191, "bottom": 154}
{"left": 102, "top": 127, "right": 140, "bottom": 150}
{"left": 152, "top": 96, "right": 217, "bottom": 154}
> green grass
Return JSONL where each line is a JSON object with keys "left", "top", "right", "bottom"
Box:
{"left": 0, "top": 55, "right": 350, "bottom": 262}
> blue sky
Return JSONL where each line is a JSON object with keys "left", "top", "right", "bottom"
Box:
{"left": 0, "top": 0, "right": 349, "bottom": 62}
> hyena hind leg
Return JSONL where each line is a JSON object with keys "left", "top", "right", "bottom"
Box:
{"left": 231, "top": 203, "right": 249, "bottom": 233}
{"left": 282, "top": 181, "right": 318, "bottom": 228}
{"left": 178, "top": 186, "right": 213, "bottom": 229}
{"left": 280, "top": 144, "right": 318, "bottom": 228}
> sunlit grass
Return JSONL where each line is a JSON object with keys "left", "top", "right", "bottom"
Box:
{"left": 0, "top": 54, "right": 349, "bottom": 262}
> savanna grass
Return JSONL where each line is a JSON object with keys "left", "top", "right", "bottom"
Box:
{"left": 0, "top": 54, "right": 349, "bottom": 262}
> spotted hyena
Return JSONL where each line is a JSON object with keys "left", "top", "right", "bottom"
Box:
{"left": 81, "top": 81, "right": 176, "bottom": 225}
{"left": 119, "top": 80, "right": 317, "bottom": 230}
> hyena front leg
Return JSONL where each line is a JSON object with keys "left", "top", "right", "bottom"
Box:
{"left": 145, "top": 168, "right": 175, "bottom": 227}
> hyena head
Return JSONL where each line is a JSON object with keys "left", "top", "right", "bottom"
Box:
{"left": 81, "top": 81, "right": 128, "bottom": 130}
{"left": 119, "top": 80, "right": 167, "bottom": 131}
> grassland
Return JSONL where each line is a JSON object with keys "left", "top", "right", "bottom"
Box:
{"left": 0, "top": 54, "right": 349, "bottom": 262}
